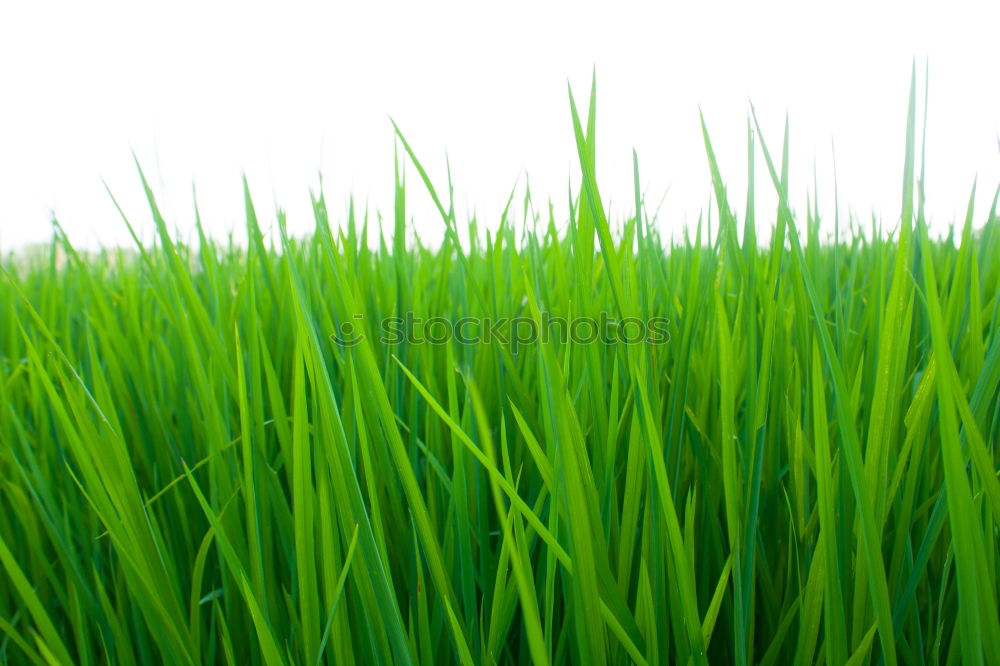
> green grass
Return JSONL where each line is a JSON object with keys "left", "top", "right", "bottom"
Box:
{"left": 2, "top": 68, "right": 1000, "bottom": 665}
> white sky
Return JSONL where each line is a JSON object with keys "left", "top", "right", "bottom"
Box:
{"left": 1, "top": 1, "right": 998, "bottom": 251}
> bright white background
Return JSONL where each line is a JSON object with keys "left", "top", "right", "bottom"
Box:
{"left": 1, "top": 1, "right": 998, "bottom": 251}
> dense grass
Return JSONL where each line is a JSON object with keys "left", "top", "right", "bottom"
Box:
{"left": 2, "top": 71, "right": 1000, "bottom": 665}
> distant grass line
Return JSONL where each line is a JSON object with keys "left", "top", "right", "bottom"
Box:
{"left": 2, "top": 69, "right": 1000, "bottom": 665}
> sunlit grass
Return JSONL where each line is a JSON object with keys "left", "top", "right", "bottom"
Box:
{"left": 1, "top": 67, "right": 999, "bottom": 665}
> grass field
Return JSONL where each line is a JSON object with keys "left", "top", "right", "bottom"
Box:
{"left": 2, "top": 70, "right": 999, "bottom": 665}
